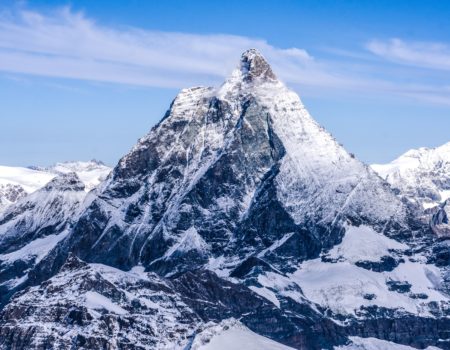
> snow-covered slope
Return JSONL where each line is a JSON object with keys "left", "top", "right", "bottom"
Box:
{"left": 191, "top": 319, "right": 295, "bottom": 350}
{"left": 336, "top": 337, "right": 442, "bottom": 350}
{"left": 372, "top": 142, "right": 450, "bottom": 209}
{"left": 287, "top": 225, "right": 445, "bottom": 317}
{"left": 0, "top": 160, "right": 111, "bottom": 212}
{"left": 0, "top": 165, "right": 55, "bottom": 194}
{"left": 0, "top": 166, "right": 54, "bottom": 211}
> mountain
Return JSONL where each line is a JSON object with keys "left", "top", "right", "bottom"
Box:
{"left": 59, "top": 48, "right": 408, "bottom": 277}
{"left": 0, "top": 49, "right": 448, "bottom": 350}
{"left": 0, "top": 166, "right": 54, "bottom": 211}
{"left": 32, "top": 160, "right": 112, "bottom": 192}
{"left": 372, "top": 142, "right": 450, "bottom": 210}
{"left": 0, "top": 160, "right": 111, "bottom": 212}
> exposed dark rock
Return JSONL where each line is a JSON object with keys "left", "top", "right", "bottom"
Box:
{"left": 386, "top": 280, "right": 412, "bottom": 293}
{"left": 355, "top": 256, "right": 403, "bottom": 272}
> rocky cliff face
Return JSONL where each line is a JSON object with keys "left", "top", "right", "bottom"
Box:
{"left": 0, "top": 184, "right": 27, "bottom": 212}
{"left": 0, "top": 49, "right": 448, "bottom": 350}
{"left": 431, "top": 200, "right": 450, "bottom": 238}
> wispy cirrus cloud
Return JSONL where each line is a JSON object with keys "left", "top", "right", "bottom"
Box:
{"left": 367, "top": 38, "right": 450, "bottom": 71}
{"left": 1, "top": 6, "right": 450, "bottom": 106}
{"left": 0, "top": 7, "right": 321, "bottom": 88}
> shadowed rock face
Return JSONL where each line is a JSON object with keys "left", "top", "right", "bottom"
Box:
{"left": 431, "top": 200, "right": 450, "bottom": 238}
{"left": 240, "top": 48, "right": 277, "bottom": 82}
{"left": 0, "top": 50, "right": 449, "bottom": 350}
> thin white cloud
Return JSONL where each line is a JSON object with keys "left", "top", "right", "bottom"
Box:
{"left": 0, "top": 7, "right": 321, "bottom": 88}
{"left": 0, "top": 6, "right": 394, "bottom": 92}
{"left": 367, "top": 38, "right": 450, "bottom": 71}
{"left": 0, "top": 7, "right": 449, "bottom": 106}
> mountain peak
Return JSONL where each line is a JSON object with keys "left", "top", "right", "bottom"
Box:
{"left": 239, "top": 48, "right": 277, "bottom": 82}
{"left": 42, "top": 172, "right": 85, "bottom": 192}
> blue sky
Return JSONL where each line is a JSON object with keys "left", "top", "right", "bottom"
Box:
{"left": 1, "top": 0, "right": 450, "bottom": 166}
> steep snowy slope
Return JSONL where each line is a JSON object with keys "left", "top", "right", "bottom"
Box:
{"left": 0, "top": 50, "right": 448, "bottom": 350}
{"left": 372, "top": 142, "right": 450, "bottom": 209}
{"left": 0, "top": 160, "right": 111, "bottom": 211}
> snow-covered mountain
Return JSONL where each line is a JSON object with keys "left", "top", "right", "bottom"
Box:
{"left": 0, "top": 160, "right": 111, "bottom": 212}
{"left": 372, "top": 142, "right": 450, "bottom": 209}
{"left": 0, "top": 166, "right": 54, "bottom": 211}
{"left": 33, "top": 160, "right": 112, "bottom": 192}
{"left": 0, "top": 173, "right": 88, "bottom": 307}
{"left": 0, "top": 161, "right": 110, "bottom": 306}
{"left": 0, "top": 50, "right": 448, "bottom": 350}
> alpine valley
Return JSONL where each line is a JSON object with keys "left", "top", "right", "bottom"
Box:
{"left": 0, "top": 50, "right": 448, "bottom": 350}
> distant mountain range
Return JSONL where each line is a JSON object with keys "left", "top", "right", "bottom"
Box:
{"left": 0, "top": 160, "right": 111, "bottom": 211}
{"left": 372, "top": 142, "right": 450, "bottom": 209}
{"left": 0, "top": 50, "right": 448, "bottom": 350}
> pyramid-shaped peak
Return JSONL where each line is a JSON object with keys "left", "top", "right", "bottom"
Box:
{"left": 239, "top": 49, "right": 277, "bottom": 82}
{"left": 42, "top": 172, "right": 85, "bottom": 192}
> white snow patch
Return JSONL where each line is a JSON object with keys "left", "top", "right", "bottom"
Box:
{"left": 288, "top": 257, "right": 447, "bottom": 317}
{"left": 423, "top": 202, "right": 438, "bottom": 210}
{"left": 440, "top": 190, "right": 450, "bottom": 202}
{"left": 0, "top": 231, "right": 69, "bottom": 264}
{"left": 335, "top": 336, "right": 442, "bottom": 349}
{"left": 164, "top": 227, "right": 209, "bottom": 258}
{"left": 258, "top": 232, "right": 295, "bottom": 258}
{"left": 327, "top": 225, "right": 408, "bottom": 263}
{"left": 84, "top": 291, "right": 127, "bottom": 315}
{"left": 249, "top": 286, "right": 280, "bottom": 307}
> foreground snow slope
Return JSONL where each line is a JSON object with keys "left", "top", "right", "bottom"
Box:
{"left": 335, "top": 337, "right": 442, "bottom": 350}
{"left": 191, "top": 319, "right": 295, "bottom": 350}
